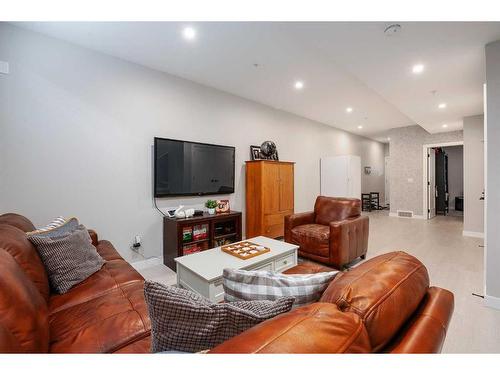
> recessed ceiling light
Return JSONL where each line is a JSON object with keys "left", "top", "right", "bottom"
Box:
{"left": 182, "top": 27, "right": 197, "bottom": 41}
{"left": 412, "top": 64, "right": 424, "bottom": 74}
{"left": 294, "top": 81, "right": 304, "bottom": 90}
{"left": 442, "top": 124, "right": 448, "bottom": 128}
{"left": 357, "top": 125, "right": 363, "bottom": 129}
{"left": 346, "top": 107, "right": 353, "bottom": 113}
{"left": 387, "top": 137, "right": 391, "bottom": 141}
{"left": 438, "top": 103, "right": 447, "bottom": 109}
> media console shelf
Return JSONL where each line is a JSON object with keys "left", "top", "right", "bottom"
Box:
{"left": 163, "top": 211, "right": 242, "bottom": 271}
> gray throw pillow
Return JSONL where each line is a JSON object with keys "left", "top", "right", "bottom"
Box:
{"left": 223, "top": 268, "right": 338, "bottom": 307}
{"left": 28, "top": 224, "right": 105, "bottom": 294}
{"left": 144, "top": 281, "right": 295, "bottom": 353}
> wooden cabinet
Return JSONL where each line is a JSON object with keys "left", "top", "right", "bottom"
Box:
{"left": 163, "top": 211, "right": 242, "bottom": 271}
{"left": 245, "top": 161, "right": 294, "bottom": 238}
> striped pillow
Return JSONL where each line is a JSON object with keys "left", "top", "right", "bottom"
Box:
{"left": 223, "top": 268, "right": 338, "bottom": 307}
{"left": 28, "top": 224, "right": 105, "bottom": 294}
{"left": 27, "top": 216, "right": 72, "bottom": 235}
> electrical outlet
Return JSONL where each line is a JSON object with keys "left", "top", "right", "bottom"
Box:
{"left": 131, "top": 235, "right": 142, "bottom": 253}
{"left": 0, "top": 61, "right": 9, "bottom": 74}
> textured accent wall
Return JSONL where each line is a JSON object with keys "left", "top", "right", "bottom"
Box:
{"left": 388, "top": 125, "right": 463, "bottom": 216}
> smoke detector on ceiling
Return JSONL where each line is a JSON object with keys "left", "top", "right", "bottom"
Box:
{"left": 384, "top": 24, "right": 402, "bottom": 37}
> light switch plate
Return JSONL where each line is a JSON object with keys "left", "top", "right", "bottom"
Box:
{"left": 0, "top": 61, "right": 10, "bottom": 74}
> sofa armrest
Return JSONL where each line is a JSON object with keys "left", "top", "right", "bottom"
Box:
{"left": 384, "top": 287, "right": 454, "bottom": 353}
{"left": 284, "top": 211, "right": 315, "bottom": 243}
{"left": 88, "top": 229, "right": 98, "bottom": 246}
{"left": 329, "top": 215, "right": 369, "bottom": 268}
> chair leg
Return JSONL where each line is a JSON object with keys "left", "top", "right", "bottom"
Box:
{"left": 360, "top": 254, "right": 366, "bottom": 260}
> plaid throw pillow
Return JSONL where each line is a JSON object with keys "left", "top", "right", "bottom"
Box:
{"left": 144, "top": 281, "right": 295, "bottom": 353}
{"left": 223, "top": 268, "right": 338, "bottom": 307}
{"left": 28, "top": 224, "right": 105, "bottom": 294}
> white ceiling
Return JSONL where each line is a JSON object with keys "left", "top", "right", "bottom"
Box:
{"left": 15, "top": 22, "right": 500, "bottom": 142}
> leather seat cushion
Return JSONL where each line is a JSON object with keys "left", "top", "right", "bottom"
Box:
{"left": 314, "top": 196, "right": 361, "bottom": 226}
{"left": 49, "top": 259, "right": 144, "bottom": 314}
{"left": 291, "top": 224, "right": 330, "bottom": 257}
{"left": 0, "top": 249, "right": 49, "bottom": 353}
{"left": 283, "top": 260, "right": 338, "bottom": 274}
{"left": 0, "top": 213, "right": 36, "bottom": 232}
{"left": 320, "top": 251, "right": 430, "bottom": 352}
{"left": 113, "top": 335, "right": 151, "bottom": 353}
{"left": 0, "top": 224, "right": 50, "bottom": 301}
{"left": 96, "top": 240, "right": 125, "bottom": 261}
{"left": 49, "top": 281, "right": 150, "bottom": 353}
{"left": 209, "top": 303, "right": 371, "bottom": 353}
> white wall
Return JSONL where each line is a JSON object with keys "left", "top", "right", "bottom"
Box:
{"left": 463, "top": 115, "right": 484, "bottom": 236}
{"left": 442, "top": 146, "right": 463, "bottom": 211}
{"left": 485, "top": 41, "right": 500, "bottom": 306}
{"left": 0, "top": 23, "right": 386, "bottom": 261}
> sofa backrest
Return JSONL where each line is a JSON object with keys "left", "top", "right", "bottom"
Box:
{"left": 319, "top": 251, "right": 429, "bottom": 352}
{"left": 0, "top": 249, "right": 49, "bottom": 353}
{"left": 0, "top": 213, "right": 36, "bottom": 232}
{"left": 209, "top": 302, "right": 371, "bottom": 353}
{"left": 0, "top": 223, "right": 50, "bottom": 302}
{"left": 314, "top": 196, "right": 361, "bottom": 225}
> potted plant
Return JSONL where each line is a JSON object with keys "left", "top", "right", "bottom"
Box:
{"left": 205, "top": 199, "right": 217, "bottom": 215}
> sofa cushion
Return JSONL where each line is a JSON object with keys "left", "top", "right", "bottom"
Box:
{"left": 283, "top": 261, "right": 338, "bottom": 274}
{"left": 209, "top": 302, "right": 371, "bottom": 353}
{"left": 28, "top": 225, "right": 105, "bottom": 294}
{"left": 144, "top": 282, "right": 295, "bottom": 353}
{"left": 112, "top": 335, "right": 151, "bottom": 353}
{"left": 48, "top": 281, "right": 150, "bottom": 353}
{"left": 320, "top": 251, "right": 429, "bottom": 352}
{"left": 48, "top": 259, "right": 144, "bottom": 314}
{"left": 0, "top": 249, "right": 49, "bottom": 353}
{"left": 0, "top": 224, "right": 50, "bottom": 301}
{"left": 0, "top": 213, "right": 36, "bottom": 232}
{"left": 314, "top": 196, "right": 361, "bottom": 226}
{"left": 291, "top": 224, "right": 330, "bottom": 257}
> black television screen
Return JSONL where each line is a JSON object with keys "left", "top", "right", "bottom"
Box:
{"left": 154, "top": 137, "right": 235, "bottom": 197}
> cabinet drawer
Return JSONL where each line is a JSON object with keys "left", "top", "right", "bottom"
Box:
{"left": 251, "top": 262, "right": 274, "bottom": 272}
{"left": 265, "top": 223, "right": 283, "bottom": 238}
{"left": 274, "top": 253, "right": 296, "bottom": 272}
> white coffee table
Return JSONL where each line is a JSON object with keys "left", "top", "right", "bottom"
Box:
{"left": 174, "top": 236, "right": 298, "bottom": 302}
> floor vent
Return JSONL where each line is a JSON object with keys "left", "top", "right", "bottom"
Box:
{"left": 397, "top": 210, "right": 414, "bottom": 218}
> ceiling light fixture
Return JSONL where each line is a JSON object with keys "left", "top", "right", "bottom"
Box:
{"left": 438, "top": 103, "right": 447, "bottom": 109}
{"left": 442, "top": 124, "right": 448, "bottom": 128}
{"left": 357, "top": 125, "right": 363, "bottom": 129}
{"left": 388, "top": 137, "right": 391, "bottom": 141}
{"left": 182, "top": 27, "right": 197, "bottom": 41}
{"left": 294, "top": 81, "right": 304, "bottom": 90}
{"left": 412, "top": 64, "right": 424, "bottom": 74}
{"left": 346, "top": 107, "right": 353, "bottom": 113}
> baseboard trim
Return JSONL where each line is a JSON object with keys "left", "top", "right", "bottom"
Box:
{"left": 389, "top": 212, "right": 425, "bottom": 220}
{"left": 485, "top": 294, "right": 500, "bottom": 310}
{"left": 462, "top": 231, "right": 484, "bottom": 238}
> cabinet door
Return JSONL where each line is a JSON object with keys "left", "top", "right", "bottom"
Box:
{"left": 262, "top": 163, "right": 280, "bottom": 214}
{"left": 279, "top": 164, "right": 294, "bottom": 212}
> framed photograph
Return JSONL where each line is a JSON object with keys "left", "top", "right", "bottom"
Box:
{"left": 250, "top": 145, "right": 263, "bottom": 160}
{"left": 216, "top": 199, "right": 230, "bottom": 213}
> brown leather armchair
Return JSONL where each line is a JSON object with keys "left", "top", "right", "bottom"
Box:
{"left": 285, "top": 196, "right": 368, "bottom": 269}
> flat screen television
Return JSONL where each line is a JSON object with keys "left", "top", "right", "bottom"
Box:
{"left": 154, "top": 137, "right": 235, "bottom": 197}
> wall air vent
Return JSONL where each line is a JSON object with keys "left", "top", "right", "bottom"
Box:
{"left": 397, "top": 210, "right": 414, "bottom": 218}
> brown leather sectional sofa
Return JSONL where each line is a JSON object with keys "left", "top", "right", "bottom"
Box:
{"left": 0, "top": 212, "right": 454, "bottom": 353}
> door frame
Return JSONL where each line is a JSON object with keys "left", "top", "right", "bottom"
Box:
{"left": 422, "top": 141, "right": 464, "bottom": 220}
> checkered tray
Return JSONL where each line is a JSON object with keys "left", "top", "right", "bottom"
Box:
{"left": 221, "top": 241, "right": 270, "bottom": 260}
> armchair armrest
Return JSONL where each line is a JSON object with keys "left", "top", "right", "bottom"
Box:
{"left": 284, "top": 211, "right": 315, "bottom": 243}
{"left": 329, "top": 216, "right": 369, "bottom": 269}
{"left": 88, "top": 229, "right": 98, "bottom": 247}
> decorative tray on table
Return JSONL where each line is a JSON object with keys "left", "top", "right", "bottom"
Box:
{"left": 221, "top": 241, "right": 270, "bottom": 260}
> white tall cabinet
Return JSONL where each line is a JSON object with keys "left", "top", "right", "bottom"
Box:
{"left": 320, "top": 155, "right": 361, "bottom": 199}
